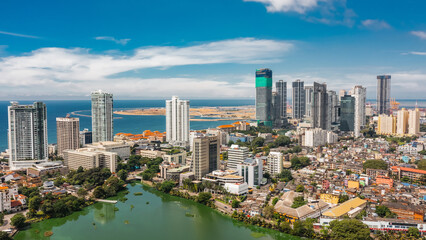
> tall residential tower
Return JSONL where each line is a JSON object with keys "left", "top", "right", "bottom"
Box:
{"left": 377, "top": 75, "right": 391, "bottom": 115}
{"left": 91, "top": 90, "right": 113, "bottom": 142}
{"left": 166, "top": 96, "right": 190, "bottom": 146}
{"left": 292, "top": 80, "right": 305, "bottom": 119}
{"left": 255, "top": 69, "right": 273, "bottom": 127}
{"left": 56, "top": 117, "right": 80, "bottom": 156}
{"left": 353, "top": 86, "right": 366, "bottom": 138}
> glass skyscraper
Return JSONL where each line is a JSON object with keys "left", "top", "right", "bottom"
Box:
{"left": 377, "top": 75, "right": 391, "bottom": 115}
{"left": 292, "top": 80, "right": 305, "bottom": 119}
{"left": 91, "top": 90, "right": 114, "bottom": 142}
{"left": 255, "top": 69, "right": 273, "bottom": 127}
{"left": 340, "top": 95, "right": 355, "bottom": 132}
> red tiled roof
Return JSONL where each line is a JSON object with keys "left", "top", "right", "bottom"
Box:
{"left": 11, "top": 200, "right": 22, "bottom": 208}
{"left": 391, "top": 166, "right": 426, "bottom": 174}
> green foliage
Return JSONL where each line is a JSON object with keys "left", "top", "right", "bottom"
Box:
{"left": 0, "top": 231, "right": 12, "bottom": 240}
{"left": 407, "top": 227, "right": 420, "bottom": 238}
{"left": 66, "top": 167, "right": 111, "bottom": 189}
{"left": 338, "top": 194, "right": 349, "bottom": 203}
{"left": 375, "top": 205, "right": 397, "bottom": 218}
{"left": 117, "top": 169, "right": 128, "bottom": 181}
{"left": 155, "top": 181, "right": 175, "bottom": 193}
{"left": 292, "top": 220, "right": 315, "bottom": 238}
{"left": 28, "top": 196, "right": 42, "bottom": 213}
{"left": 231, "top": 200, "right": 240, "bottom": 208}
{"left": 291, "top": 196, "right": 306, "bottom": 208}
{"left": 77, "top": 188, "right": 88, "bottom": 197}
{"left": 363, "top": 159, "right": 388, "bottom": 170}
{"left": 262, "top": 205, "right": 274, "bottom": 219}
{"left": 197, "top": 192, "right": 212, "bottom": 205}
{"left": 251, "top": 137, "right": 265, "bottom": 148}
{"left": 278, "top": 169, "right": 293, "bottom": 182}
{"left": 54, "top": 176, "right": 65, "bottom": 187}
{"left": 272, "top": 197, "right": 279, "bottom": 206}
{"left": 18, "top": 186, "right": 40, "bottom": 198}
{"left": 295, "top": 184, "right": 304, "bottom": 192}
{"left": 92, "top": 176, "right": 126, "bottom": 199}
{"left": 291, "top": 156, "right": 310, "bottom": 170}
{"left": 329, "top": 219, "right": 372, "bottom": 240}
{"left": 268, "top": 135, "right": 291, "bottom": 148}
{"left": 279, "top": 221, "right": 292, "bottom": 234}
{"left": 417, "top": 159, "right": 426, "bottom": 170}
{"left": 11, "top": 213, "right": 26, "bottom": 229}
{"left": 139, "top": 157, "right": 164, "bottom": 181}
{"left": 227, "top": 140, "right": 234, "bottom": 146}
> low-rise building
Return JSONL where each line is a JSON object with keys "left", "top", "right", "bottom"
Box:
{"left": 322, "top": 197, "right": 367, "bottom": 219}
{"left": 63, "top": 148, "right": 117, "bottom": 173}
{"left": 237, "top": 158, "right": 263, "bottom": 188}
{"left": 86, "top": 141, "right": 130, "bottom": 160}
{"left": 224, "top": 182, "right": 248, "bottom": 195}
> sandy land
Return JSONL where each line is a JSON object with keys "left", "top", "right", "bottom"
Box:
{"left": 114, "top": 106, "right": 255, "bottom": 121}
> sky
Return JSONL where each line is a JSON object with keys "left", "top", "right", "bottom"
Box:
{"left": 0, "top": 0, "right": 425, "bottom": 100}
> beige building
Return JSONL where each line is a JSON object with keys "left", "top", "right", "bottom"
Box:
{"left": 397, "top": 108, "right": 409, "bottom": 135}
{"left": 56, "top": 117, "right": 80, "bottom": 156}
{"left": 408, "top": 108, "right": 420, "bottom": 135}
{"left": 63, "top": 148, "right": 117, "bottom": 173}
{"left": 377, "top": 114, "right": 396, "bottom": 135}
{"left": 192, "top": 135, "right": 219, "bottom": 180}
{"left": 139, "top": 150, "right": 165, "bottom": 159}
{"left": 86, "top": 141, "right": 130, "bottom": 160}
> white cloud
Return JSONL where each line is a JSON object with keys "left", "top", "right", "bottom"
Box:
{"left": 0, "top": 30, "right": 39, "bottom": 39}
{"left": 0, "top": 38, "right": 293, "bottom": 99}
{"left": 244, "top": 0, "right": 320, "bottom": 14}
{"left": 402, "top": 51, "right": 426, "bottom": 56}
{"left": 411, "top": 31, "right": 426, "bottom": 40}
{"left": 95, "top": 36, "right": 131, "bottom": 45}
{"left": 361, "top": 19, "right": 391, "bottom": 30}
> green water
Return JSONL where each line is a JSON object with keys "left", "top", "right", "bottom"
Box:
{"left": 15, "top": 185, "right": 300, "bottom": 240}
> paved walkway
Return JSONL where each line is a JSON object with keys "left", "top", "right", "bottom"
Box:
{"left": 0, "top": 210, "right": 28, "bottom": 232}
{"left": 94, "top": 199, "right": 118, "bottom": 204}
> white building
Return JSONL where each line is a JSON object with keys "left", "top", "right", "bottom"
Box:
{"left": 237, "top": 158, "right": 263, "bottom": 188}
{"left": 353, "top": 86, "right": 366, "bottom": 138}
{"left": 224, "top": 182, "right": 248, "bottom": 195}
{"left": 266, "top": 151, "right": 283, "bottom": 176}
{"left": 166, "top": 96, "right": 190, "bottom": 146}
{"left": 86, "top": 141, "right": 130, "bottom": 160}
{"left": 91, "top": 90, "right": 113, "bottom": 143}
{"left": 8, "top": 102, "right": 48, "bottom": 170}
{"left": 0, "top": 187, "right": 11, "bottom": 212}
{"left": 227, "top": 145, "right": 249, "bottom": 170}
{"left": 408, "top": 108, "right": 420, "bottom": 135}
{"left": 63, "top": 148, "right": 117, "bottom": 173}
{"left": 305, "top": 128, "right": 337, "bottom": 147}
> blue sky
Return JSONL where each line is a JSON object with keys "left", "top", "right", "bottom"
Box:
{"left": 0, "top": 0, "right": 425, "bottom": 100}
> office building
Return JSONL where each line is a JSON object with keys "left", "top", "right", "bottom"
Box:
{"left": 63, "top": 148, "right": 117, "bottom": 173}
{"left": 353, "top": 86, "right": 366, "bottom": 138}
{"left": 292, "top": 80, "right": 305, "bottom": 119}
{"left": 56, "top": 117, "right": 80, "bottom": 156}
{"left": 339, "top": 95, "right": 355, "bottom": 132}
{"left": 237, "top": 158, "right": 263, "bottom": 188}
{"left": 408, "top": 108, "right": 420, "bottom": 135}
{"left": 266, "top": 151, "right": 283, "bottom": 176}
{"left": 377, "top": 114, "right": 397, "bottom": 135}
{"left": 166, "top": 96, "right": 190, "bottom": 146}
{"left": 192, "top": 135, "right": 220, "bottom": 180}
{"left": 377, "top": 75, "right": 391, "bottom": 114}
{"left": 227, "top": 145, "right": 249, "bottom": 170}
{"left": 91, "top": 90, "right": 113, "bottom": 142}
{"left": 304, "top": 86, "right": 313, "bottom": 119}
{"left": 79, "top": 128, "right": 92, "bottom": 146}
{"left": 8, "top": 102, "right": 48, "bottom": 170}
{"left": 311, "top": 82, "right": 329, "bottom": 130}
{"left": 276, "top": 80, "right": 287, "bottom": 119}
{"left": 255, "top": 69, "right": 273, "bottom": 126}
{"left": 397, "top": 108, "right": 409, "bottom": 135}
{"left": 328, "top": 90, "right": 339, "bottom": 125}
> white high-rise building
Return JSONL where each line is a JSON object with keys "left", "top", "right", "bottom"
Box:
{"left": 166, "top": 96, "right": 190, "bottom": 146}
{"left": 408, "top": 109, "right": 420, "bottom": 135}
{"left": 237, "top": 158, "right": 263, "bottom": 188}
{"left": 353, "top": 86, "right": 366, "bottom": 138}
{"left": 266, "top": 151, "right": 283, "bottom": 176}
{"left": 304, "top": 128, "right": 337, "bottom": 147}
{"left": 91, "top": 90, "right": 113, "bottom": 143}
{"left": 227, "top": 145, "right": 249, "bottom": 170}
{"left": 8, "top": 102, "right": 48, "bottom": 170}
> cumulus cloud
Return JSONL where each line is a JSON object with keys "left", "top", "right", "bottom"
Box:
{"left": 0, "top": 30, "right": 39, "bottom": 39}
{"left": 244, "top": 0, "right": 320, "bottom": 14}
{"left": 361, "top": 19, "right": 391, "bottom": 30}
{"left": 95, "top": 36, "right": 131, "bottom": 45}
{"left": 0, "top": 38, "right": 293, "bottom": 99}
{"left": 411, "top": 31, "right": 426, "bottom": 40}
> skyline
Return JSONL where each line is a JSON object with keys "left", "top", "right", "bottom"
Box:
{"left": 1, "top": 0, "right": 426, "bottom": 100}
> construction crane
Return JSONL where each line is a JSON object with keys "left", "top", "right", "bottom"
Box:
{"left": 390, "top": 98, "right": 400, "bottom": 111}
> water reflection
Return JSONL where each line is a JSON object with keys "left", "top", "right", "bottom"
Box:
{"left": 93, "top": 203, "right": 116, "bottom": 224}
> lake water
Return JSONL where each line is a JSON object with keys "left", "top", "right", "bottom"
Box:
{"left": 0, "top": 99, "right": 255, "bottom": 151}
{"left": 15, "top": 184, "right": 299, "bottom": 240}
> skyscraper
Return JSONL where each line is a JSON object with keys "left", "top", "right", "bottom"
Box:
{"left": 292, "top": 80, "right": 305, "bottom": 119}
{"left": 353, "top": 86, "right": 366, "bottom": 138}
{"left": 166, "top": 96, "right": 190, "bottom": 146}
{"left": 408, "top": 109, "right": 420, "bottom": 135}
{"left": 276, "top": 80, "right": 287, "bottom": 119}
{"left": 8, "top": 102, "right": 48, "bottom": 169}
{"left": 255, "top": 69, "right": 273, "bottom": 126}
{"left": 56, "top": 117, "right": 80, "bottom": 156}
{"left": 91, "top": 90, "right": 113, "bottom": 143}
{"left": 339, "top": 95, "right": 355, "bottom": 132}
{"left": 304, "top": 86, "right": 313, "bottom": 119}
{"left": 311, "top": 82, "right": 329, "bottom": 130}
{"left": 377, "top": 75, "right": 391, "bottom": 114}
{"left": 227, "top": 145, "right": 249, "bottom": 169}
{"left": 192, "top": 135, "right": 219, "bottom": 180}
{"left": 397, "top": 108, "right": 409, "bottom": 135}
{"left": 327, "top": 90, "right": 339, "bottom": 126}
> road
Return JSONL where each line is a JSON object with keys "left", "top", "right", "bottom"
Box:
{"left": 0, "top": 210, "right": 28, "bottom": 232}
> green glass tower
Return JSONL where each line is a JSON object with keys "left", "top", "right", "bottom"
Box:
{"left": 255, "top": 69, "right": 273, "bottom": 127}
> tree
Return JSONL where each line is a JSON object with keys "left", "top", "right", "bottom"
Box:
{"left": 227, "top": 140, "right": 235, "bottom": 146}
{"left": 117, "top": 169, "right": 128, "bottom": 181}
{"left": 417, "top": 159, "right": 426, "bottom": 170}
{"left": 292, "top": 220, "right": 314, "bottom": 238}
{"left": 28, "top": 196, "right": 42, "bottom": 212}
{"left": 54, "top": 176, "right": 65, "bottom": 187}
{"left": 279, "top": 221, "right": 292, "bottom": 234}
{"left": 407, "top": 227, "right": 420, "bottom": 238}
{"left": 272, "top": 197, "right": 279, "bottom": 206}
{"left": 93, "top": 186, "right": 106, "bottom": 199}
{"left": 156, "top": 181, "right": 175, "bottom": 193}
{"left": 329, "top": 219, "right": 372, "bottom": 240}
{"left": 11, "top": 213, "right": 26, "bottom": 229}
{"left": 338, "top": 195, "right": 349, "bottom": 203}
{"left": 278, "top": 169, "right": 293, "bottom": 182}
{"left": 197, "top": 192, "right": 212, "bottom": 205}
{"left": 231, "top": 200, "right": 240, "bottom": 208}
{"left": 0, "top": 232, "right": 12, "bottom": 240}
{"left": 275, "top": 135, "right": 291, "bottom": 147}
{"left": 263, "top": 205, "right": 274, "bottom": 219}
{"left": 251, "top": 137, "right": 265, "bottom": 148}
{"left": 363, "top": 159, "right": 388, "bottom": 170}
{"left": 375, "top": 205, "right": 396, "bottom": 218}
{"left": 77, "top": 188, "right": 88, "bottom": 198}
{"left": 295, "top": 185, "right": 304, "bottom": 192}
{"left": 291, "top": 196, "right": 306, "bottom": 208}
{"left": 291, "top": 157, "right": 310, "bottom": 170}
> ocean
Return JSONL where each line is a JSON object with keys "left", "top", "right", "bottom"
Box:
{"left": 0, "top": 99, "right": 255, "bottom": 152}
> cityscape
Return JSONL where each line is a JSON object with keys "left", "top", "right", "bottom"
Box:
{"left": 1, "top": 1, "right": 426, "bottom": 240}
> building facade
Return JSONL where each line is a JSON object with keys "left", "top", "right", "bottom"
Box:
{"left": 408, "top": 108, "right": 420, "bottom": 135}
{"left": 266, "top": 151, "right": 283, "bottom": 176}
{"left": 292, "top": 80, "right": 305, "bottom": 119}
{"left": 63, "top": 148, "right": 117, "bottom": 173}
{"left": 91, "top": 90, "right": 113, "bottom": 142}
{"left": 397, "top": 108, "right": 409, "bottom": 135}
{"left": 377, "top": 114, "right": 397, "bottom": 135}
{"left": 377, "top": 75, "right": 391, "bottom": 115}
{"left": 311, "top": 82, "right": 329, "bottom": 130}
{"left": 339, "top": 95, "right": 355, "bottom": 132}
{"left": 8, "top": 102, "right": 48, "bottom": 170}
{"left": 192, "top": 135, "right": 220, "bottom": 180}
{"left": 276, "top": 80, "right": 287, "bottom": 119}
{"left": 353, "top": 86, "right": 366, "bottom": 138}
{"left": 56, "top": 117, "right": 80, "bottom": 156}
{"left": 166, "top": 96, "right": 190, "bottom": 146}
{"left": 237, "top": 158, "right": 263, "bottom": 188}
{"left": 255, "top": 69, "right": 273, "bottom": 126}
{"left": 227, "top": 145, "right": 249, "bottom": 170}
